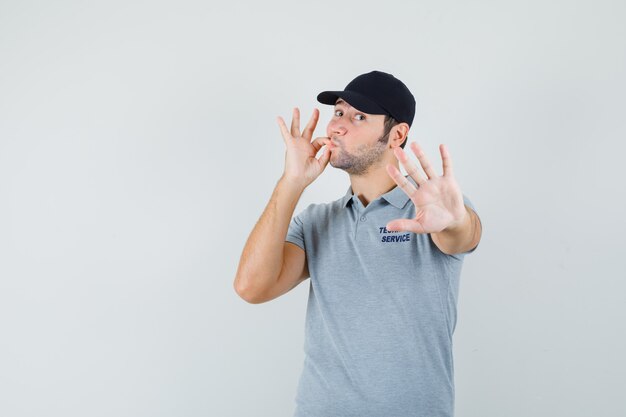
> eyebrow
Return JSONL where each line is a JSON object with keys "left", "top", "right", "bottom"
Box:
{"left": 334, "top": 99, "right": 366, "bottom": 116}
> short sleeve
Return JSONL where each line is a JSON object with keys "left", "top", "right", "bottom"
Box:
{"left": 285, "top": 211, "right": 306, "bottom": 251}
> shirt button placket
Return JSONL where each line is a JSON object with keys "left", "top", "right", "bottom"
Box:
{"left": 355, "top": 211, "right": 367, "bottom": 239}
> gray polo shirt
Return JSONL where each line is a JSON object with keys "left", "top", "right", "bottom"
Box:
{"left": 286, "top": 175, "right": 480, "bottom": 417}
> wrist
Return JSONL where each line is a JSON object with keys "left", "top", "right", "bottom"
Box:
{"left": 445, "top": 206, "right": 471, "bottom": 233}
{"left": 279, "top": 175, "right": 308, "bottom": 192}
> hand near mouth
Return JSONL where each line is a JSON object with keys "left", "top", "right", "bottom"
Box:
{"left": 277, "top": 107, "right": 332, "bottom": 189}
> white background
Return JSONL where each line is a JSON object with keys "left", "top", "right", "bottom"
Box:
{"left": 1, "top": 0, "right": 625, "bottom": 416}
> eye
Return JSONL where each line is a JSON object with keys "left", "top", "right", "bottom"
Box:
{"left": 355, "top": 114, "right": 365, "bottom": 121}
{"left": 334, "top": 110, "right": 343, "bottom": 117}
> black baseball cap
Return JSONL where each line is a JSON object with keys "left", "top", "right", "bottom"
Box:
{"left": 317, "top": 70, "right": 416, "bottom": 126}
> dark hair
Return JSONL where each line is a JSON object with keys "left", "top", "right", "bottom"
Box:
{"left": 380, "top": 114, "right": 407, "bottom": 149}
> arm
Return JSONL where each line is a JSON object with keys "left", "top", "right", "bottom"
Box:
{"left": 233, "top": 107, "right": 331, "bottom": 303}
{"left": 431, "top": 205, "right": 482, "bottom": 255}
{"left": 233, "top": 177, "right": 306, "bottom": 303}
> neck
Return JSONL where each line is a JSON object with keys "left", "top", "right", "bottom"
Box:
{"left": 348, "top": 159, "right": 400, "bottom": 207}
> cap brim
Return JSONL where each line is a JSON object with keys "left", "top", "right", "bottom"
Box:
{"left": 316, "top": 90, "right": 388, "bottom": 115}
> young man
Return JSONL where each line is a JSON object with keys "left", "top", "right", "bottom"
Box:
{"left": 234, "top": 70, "right": 482, "bottom": 417}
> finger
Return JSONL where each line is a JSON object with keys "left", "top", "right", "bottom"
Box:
{"left": 277, "top": 116, "right": 291, "bottom": 144}
{"left": 290, "top": 107, "right": 301, "bottom": 138}
{"left": 317, "top": 147, "right": 331, "bottom": 169}
{"left": 410, "top": 142, "right": 437, "bottom": 179}
{"left": 440, "top": 144, "right": 454, "bottom": 177}
{"left": 386, "top": 163, "right": 418, "bottom": 199}
{"left": 393, "top": 147, "right": 425, "bottom": 186}
{"left": 386, "top": 217, "right": 426, "bottom": 234}
{"left": 311, "top": 136, "right": 330, "bottom": 153}
{"left": 301, "top": 108, "right": 319, "bottom": 141}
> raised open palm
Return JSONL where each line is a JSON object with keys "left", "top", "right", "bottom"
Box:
{"left": 385, "top": 142, "right": 467, "bottom": 234}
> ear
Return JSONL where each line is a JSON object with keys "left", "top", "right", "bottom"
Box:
{"left": 389, "top": 123, "right": 410, "bottom": 148}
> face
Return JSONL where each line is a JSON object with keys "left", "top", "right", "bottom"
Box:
{"left": 326, "top": 99, "right": 391, "bottom": 176}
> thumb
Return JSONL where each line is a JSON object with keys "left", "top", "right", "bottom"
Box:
{"left": 317, "top": 147, "right": 331, "bottom": 170}
{"left": 386, "top": 219, "right": 422, "bottom": 234}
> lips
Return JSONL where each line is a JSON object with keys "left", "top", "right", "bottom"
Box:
{"left": 328, "top": 138, "right": 340, "bottom": 149}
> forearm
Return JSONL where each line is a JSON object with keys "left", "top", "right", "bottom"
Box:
{"left": 431, "top": 205, "right": 481, "bottom": 255}
{"left": 234, "top": 176, "right": 305, "bottom": 297}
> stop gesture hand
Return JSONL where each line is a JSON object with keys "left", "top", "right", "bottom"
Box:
{"left": 385, "top": 143, "right": 468, "bottom": 234}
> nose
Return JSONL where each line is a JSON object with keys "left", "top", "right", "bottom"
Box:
{"left": 327, "top": 118, "right": 347, "bottom": 137}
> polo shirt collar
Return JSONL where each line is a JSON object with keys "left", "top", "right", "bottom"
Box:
{"left": 341, "top": 174, "right": 416, "bottom": 209}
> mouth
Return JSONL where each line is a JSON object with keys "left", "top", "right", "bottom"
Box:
{"left": 328, "top": 138, "right": 340, "bottom": 149}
